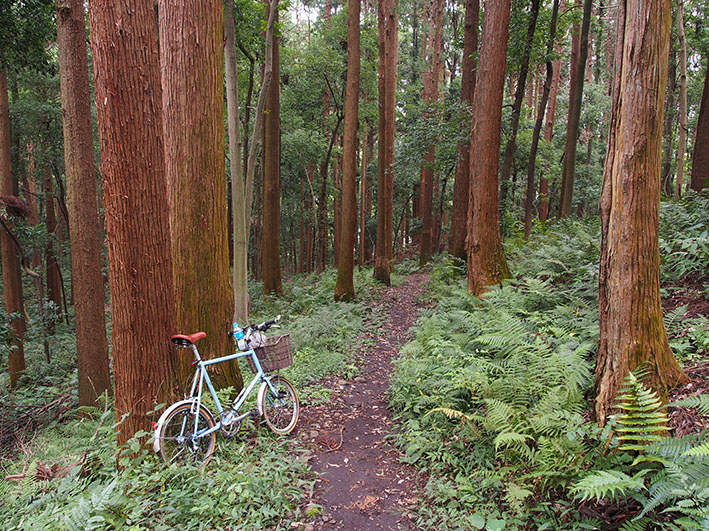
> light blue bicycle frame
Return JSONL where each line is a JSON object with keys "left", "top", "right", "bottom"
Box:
{"left": 185, "top": 345, "right": 279, "bottom": 440}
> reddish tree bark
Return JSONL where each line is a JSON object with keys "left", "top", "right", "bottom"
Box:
{"left": 595, "top": 0, "right": 687, "bottom": 424}
{"left": 448, "top": 0, "right": 479, "bottom": 262}
{"left": 262, "top": 1, "right": 282, "bottom": 294}
{"left": 335, "top": 0, "right": 360, "bottom": 301}
{"left": 159, "top": 0, "right": 242, "bottom": 389}
{"left": 418, "top": 0, "right": 444, "bottom": 266}
{"left": 466, "top": 0, "right": 512, "bottom": 295}
{"left": 57, "top": 0, "right": 111, "bottom": 407}
{"left": 690, "top": 65, "right": 709, "bottom": 192}
{"left": 89, "top": 0, "right": 177, "bottom": 443}
{"left": 0, "top": 67, "right": 25, "bottom": 388}
{"left": 374, "top": 0, "right": 397, "bottom": 285}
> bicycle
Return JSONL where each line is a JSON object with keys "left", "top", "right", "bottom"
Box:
{"left": 152, "top": 315, "right": 299, "bottom": 468}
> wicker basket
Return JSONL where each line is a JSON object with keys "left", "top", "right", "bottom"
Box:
{"left": 247, "top": 334, "right": 293, "bottom": 373}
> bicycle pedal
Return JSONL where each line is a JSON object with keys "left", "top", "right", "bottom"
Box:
{"left": 250, "top": 409, "right": 260, "bottom": 418}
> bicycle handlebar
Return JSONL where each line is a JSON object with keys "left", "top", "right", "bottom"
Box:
{"left": 228, "top": 315, "right": 281, "bottom": 338}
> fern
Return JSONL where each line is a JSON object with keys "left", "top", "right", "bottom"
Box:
{"left": 571, "top": 469, "right": 649, "bottom": 501}
{"left": 612, "top": 371, "right": 672, "bottom": 451}
{"left": 682, "top": 442, "right": 709, "bottom": 457}
{"left": 670, "top": 394, "right": 709, "bottom": 415}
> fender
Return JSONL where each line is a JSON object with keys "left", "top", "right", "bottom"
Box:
{"left": 152, "top": 399, "right": 197, "bottom": 453}
{"left": 256, "top": 381, "right": 270, "bottom": 417}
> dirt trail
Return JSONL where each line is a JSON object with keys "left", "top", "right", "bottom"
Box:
{"left": 297, "top": 272, "right": 432, "bottom": 530}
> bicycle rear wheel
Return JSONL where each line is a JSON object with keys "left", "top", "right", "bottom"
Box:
{"left": 261, "top": 376, "right": 299, "bottom": 434}
{"left": 157, "top": 403, "right": 216, "bottom": 468}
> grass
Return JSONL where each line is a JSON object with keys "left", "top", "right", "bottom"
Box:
{"left": 1, "top": 265, "right": 384, "bottom": 530}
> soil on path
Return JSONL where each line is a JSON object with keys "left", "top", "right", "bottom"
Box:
{"left": 297, "top": 272, "right": 433, "bottom": 530}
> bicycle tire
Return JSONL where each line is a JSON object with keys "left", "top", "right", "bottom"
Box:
{"left": 157, "top": 402, "right": 216, "bottom": 468}
{"left": 260, "top": 376, "right": 299, "bottom": 434}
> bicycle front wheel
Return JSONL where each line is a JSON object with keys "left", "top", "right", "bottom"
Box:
{"left": 260, "top": 376, "right": 299, "bottom": 434}
{"left": 157, "top": 402, "right": 216, "bottom": 468}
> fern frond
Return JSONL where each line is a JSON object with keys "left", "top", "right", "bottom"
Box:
{"left": 612, "top": 371, "right": 671, "bottom": 451}
{"left": 682, "top": 442, "right": 709, "bottom": 457}
{"left": 664, "top": 305, "right": 688, "bottom": 333}
{"left": 571, "top": 469, "right": 648, "bottom": 501}
{"left": 670, "top": 394, "right": 709, "bottom": 415}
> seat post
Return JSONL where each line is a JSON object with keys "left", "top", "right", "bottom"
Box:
{"left": 191, "top": 344, "right": 202, "bottom": 362}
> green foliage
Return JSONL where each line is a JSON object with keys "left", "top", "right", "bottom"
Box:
{"left": 571, "top": 469, "right": 649, "bottom": 502}
{"left": 612, "top": 371, "right": 672, "bottom": 451}
{"left": 659, "top": 192, "right": 709, "bottom": 282}
{"left": 390, "top": 218, "right": 606, "bottom": 528}
{"left": 1, "top": 413, "right": 312, "bottom": 530}
{"left": 670, "top": 394, "right": 709, "bottom": 416}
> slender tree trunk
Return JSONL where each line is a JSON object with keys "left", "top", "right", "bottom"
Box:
{"left": 0, "top": 68, "right": 25, "bottom": 388}
{"left": 690, "top": 64, "right": 709, "bottom": 192}
{"left": 595, "top": 0, "right": 687, "bottom": 425}
{"left": 661, "top": 47, "right": 676, "bottom": 196}
{"left": 159, "top": 0, "right": 242, "bottom": 389}
{"left": 558, "top": 0, "right": 593, "bottom": 218}
{"left": 335, "top": 0, "right": 360, "bottom": 301}
{"left": 230, "top": 0, "right": 278, "bottom": 319}
{"left": 333, "top": 153, "right": 341, "bottom": 267}
{"left": 675, "top": 0, "right": 687, "bottom": 199}
{"left": 359, "top": 127, "right": 368, "bottom": 267}
{"left": 374, "top": 0, "right": 397, "bottom": 285}
{"left": 467, "top": 0, "right": 512, "bottom": 295}
{"left": 89, "top": 0, "right": 177, "bottom": 444}
{"left": 538, "top": 43, "right": 562, "bottom": 221}
{"left": 419, "top": 0, "right": 444, "bottom": 266}
{"left": 262, "top": 1, "right": 282, "bottom": 295}
{"left": 57, "top": 0, "right": 111, "bottom": 407}
{"left": 448, "top": 0, "right": 479, "bottom": 262}
{"left": 499, "top": 0, "right": 541, "bottom": 206}
{"left": 44, "top": 167, "right": 62, "bottom": 326}
{"left": 524, "top": 0, "right": 559, "bottom": 239}
{"left": 225, "top": 8, "right": 248, "bottom": 324}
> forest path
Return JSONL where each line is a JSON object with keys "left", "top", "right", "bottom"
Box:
{"left": 296, "top": 271, "right": 432, "bottom": 530}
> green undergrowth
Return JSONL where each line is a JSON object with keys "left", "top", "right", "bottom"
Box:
{"left": 248, "top": 267, "right": 386, "bottom": 401}
{"left": 390, "top": 194, "right": 709, "bottom": 530}
{"left": 0, "top": 404, "right": 312, "bottom": 530}
{"left": 1, "top": 267, "right": 384, "bottom": 529}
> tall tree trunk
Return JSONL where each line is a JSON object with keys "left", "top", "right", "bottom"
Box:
{"left": 226, "top": 7, "right": 248, "bottom": 324}
{"left": 374, "top": 0, "right": 397, "bottom": 285}
{"left": 262, "top": 1, "right": 282, "bottom": 295}
{"left": 359, "top": 127, "right": 369, "bottom": 267}
{"left": 690, "top": 64, "right": 709, "bottom": 192}
{"left": 89, "top": 0, "right": 177, "bottom": 444}
{"left": 661, "top": 47, "right": 676, "bottom": 196}
{"left": 448, "top": 0, "right": 479, "bottom": 262}
{"left": 499, "top": 0, "right": 541, "bottom": 206}
{"left": 158, "top": 0, "right": 242, "bottom": 389}
{"left": 230, "top": 0, "right": 278, "bottom": 321}
{"left": 467, "top": 0, "right": 512, "bottom": 295}
{"left": 524, "top": 0, "right": 559, "bottom": 239}
{"left": 675, "top": 0, "right": 687, "bottom": 199}
{"left": 538, "top": 42, "right": 562, "bottom": 221}
{"left": 335, "top": 0, "right": 360, "bottom": 301}
{"left": 44, "top": 167, "right": 62, "bottom": 326}
{"left": 418, "top": 0, "right": 444, "bottom": 266}
{"left": 333, "top": 153, "right": 341, "bottom": 267}
{"left": 0, "top": 67, "right": 25, "bottom": 388}
{"left": 558, "top": 0, "right": 592, "bottom": 218}
{"left": 57, "top": 0, "right": 111, "bottom": 407}
{"left": 595, "top": 0, "right": 687, "bottom": 425}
